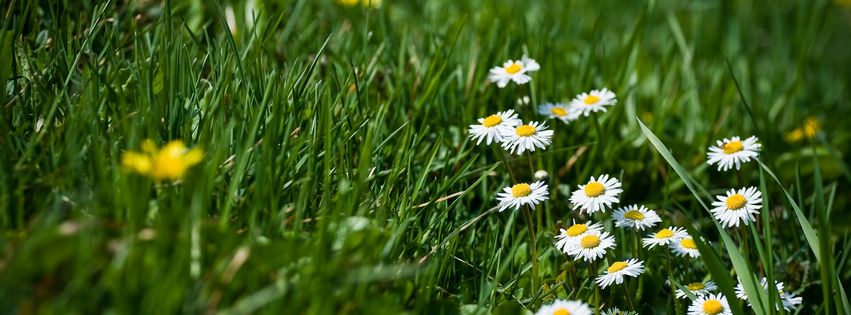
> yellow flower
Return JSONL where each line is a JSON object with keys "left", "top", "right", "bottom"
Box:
{"left": 338, "top": 0, "right": 382, "bottom": 8}
{"left": 122, "top": 139, "right": 203, "bottom": 181}
{"left": 785, "top": 117, "right": 820, "bottom": 142}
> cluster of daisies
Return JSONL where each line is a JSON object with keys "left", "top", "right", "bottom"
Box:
{"left": 469, "top": 56, "right": 802, "bottom": 314}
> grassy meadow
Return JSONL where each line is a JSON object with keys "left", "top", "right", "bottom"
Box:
{"left": 1, "top": 0, "right": 851, "bottom": 314}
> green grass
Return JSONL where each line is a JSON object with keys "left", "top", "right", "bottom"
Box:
{"left": 1, "top": 0, "right": 851, "bottom": 314}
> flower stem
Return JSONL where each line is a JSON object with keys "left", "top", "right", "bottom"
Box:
{"left": 500, "top": 150, "right": 517, "bottom": 183}
{"left": 665, "top": 249, "right": 682, "bottom": 314}
{"left": 624, "top": 279, "right": 636, "bottom": 310}
{"left": 522, "top": 206, "right": 539, "bottom": 292}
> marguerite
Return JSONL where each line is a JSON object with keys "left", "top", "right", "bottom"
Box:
{"left": 499, "top": 121, "right": 554, "bottom": 155}
{"left": 554, "top": 221, "right": 604, "bottom": 253}
{"left": 710, "top": 187, "right": 762, "bottom": 228}
{"left": 468, "top": 110, "right": 521, "bottom": 145}
{"left": 676, "top": 280, "right": 718, "bottom": 299}
{"left": 569, "top": 88, "right": 617, "bottom": 117}
{"left": 567, "top": 231, "right": 616, "bottom": 262}
{"left": 671, "top": 236, "right": 701, "bottom": 258}
{"left": 688, "top": 293, "right": 732, "bottom": 315}
{"left": 595, "top": 258, "right": 644, "bottom": 289}
{"left": 534, "top": 299, "right": 592, "bottom": 315}
{"left": 735, "top": 278, "right": 802, "bottom": 311}
{"left": 569, "top": 174, "right": 623, "bottom": 214}
{"left": 643, "top": 226, "right": 688, "bottom": 248}
{"left": 706, "top": 136, "right": 761, "bottom": 171}
{"left": 496, "top": 181, "right": 549, "bottom": 212}
{"left": 488, "top": 56, "right": 540, "bottom": 88}
{"left": 538, "top": 102, "right": 580, "bottom": 124}
{"left": 613, "top": 204, "right": 662, "bottom": 231}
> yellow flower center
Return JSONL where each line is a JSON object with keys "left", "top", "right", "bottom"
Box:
{"left": 505, "top": 63, "right": 522, "bottom": 74}
{"left": 584, "top": 95, "right": 600, "bottom": 105}
{"left": 687, "top": 282, "right": 706, "bottom": 291}
{"left": 511, "top": 183, "right": 532, "bottom": 197}
{"left": 550, "top": 107, "right": 568, "bottom": 116}
{"left": 703, "top": 299, "right": 723, "bottom": 315}
{"left": 681, "top": 238, "right": 697, "bottom": 249}
{"left": 515, "top": 125, "right": 536, "bottom": 137}
{"left": 655, "top": 228, "right": 674, "bottom": 239}
{"left": 722, "top": 140, "right": 744, "bottom": 154}
{"left": 580, "top": 235, "right": 601, "bottom": 248}
{"left": 552, "top": 308, "right": 571, "bottom": 315}
{"left": 482, "top": 114, "right": 503, "bottom": 127}
{"left": 726, "top": 194, "right": 747, "bottom": 210}
{"left": 566, "top": 224, "right": 588, "bottom": 237}
{"left": 607, "top": 261, "right": 628, "bottom": 273}
{"left": 624, "top": 210, "right": 644, "bottom": 221}
{"left": 583, "top": 182, "right": 605, "bottom": 197}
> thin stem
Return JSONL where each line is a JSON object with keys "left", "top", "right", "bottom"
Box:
{"left": 624, "top": 280, "right": 635, "bottom": 310}
{"left": 526, "top": 153, "right": 535, "bottom": 178}
{"left": 592, "top": 112, "right": 605, "bottom": 162}
{"left": 500, "top": 150, "right": 517, "bottom": 183}
{"left": 665, "top": 249, "right": 682, "bottom": 315}
{"left": 634, "top": 231, "right": 640, "bottom": 259}
{"left": 523, "top": 206, "right": 539, "bottom": 292}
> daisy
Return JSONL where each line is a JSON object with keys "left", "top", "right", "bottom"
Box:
{"left": 612, "top": 204, "right": 662, "bottom": 231}
{"left": 706, "top": 136, "right": 761, "bottom": 171}
{"left": 643, "top": 226, "right": 688, "bottom": 248}
{"left": 735, "top": 278, "right": 802, "bottom": 311}
{"left": 569, "top": 88, "right": 617, "bottom": 117}
{"left": 671, "top": 236, "right": 701, "bottom": 258}
{"left": 495, "top": 181, "right": 549, "bottom": 212}
{"left": 602, "top": 308, "right": 637, "bottom": 315}
{"left": 567, "top": 231, "right": 616, "bottom": 262}
{"left": 499, "top": 121, "right": 554, "bottom": 155}
{"left": 488, "top": 56, "right": 540, "bottom": 88}
{"left": 538, "top": 102, "right": 580, "bottom": 124}
{"left": 468, "top": 110, "right": 521, "bottom": 145}
{"left": 554, "top": 221, "right": 604, "bottom": 253}
{"left": 595, "top": 258, "right": 644, "bottom": 289}
{"left": 569, "top": 174, "right": 623, "bottom": 214}
{"left": 534, "top": 299, "right": 592, "bottom": 315}
{"left": 710, "top": 187, "right": 762, "bottom": 228}
{"left": 688, "top": 293, "right": 732, "bottom": 315}
{"left": 676, "top": 280, "right": 718, "bottom": 299}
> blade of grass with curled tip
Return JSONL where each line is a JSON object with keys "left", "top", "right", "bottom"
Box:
{"left": 637, "top": 118, "right": 778, "bottom": 314}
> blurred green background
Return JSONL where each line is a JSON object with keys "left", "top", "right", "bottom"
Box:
{"left": 1, "top": 0, "right": 849, "bottom": 313}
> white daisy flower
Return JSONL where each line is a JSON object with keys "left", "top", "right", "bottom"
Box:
{"left": 569, "top": 88, "right": 617, "bottom": 117}
{"left": 538, "top": 102, "right": 580, "bottom": 124}
{"left": 534, "top": 170, "right": 549, "bottom": 180}
{"left": 676, "top": 280, "right": 718, "bottom": 299}
{"left": 534, "top": 299, "right": 592, "bottom": 315}
{"left": 735, "top": 278, "right": 802, "bottom": 311}
{"left": 710, "top": 187, "right": 762, "bottom": 228}
{"left": 468, "top": 109, "right": 521, "bottom": 145}
{"left": 706, "top": 136, "right": 761, "bottom": 171}
{"left": 602, "top": 307, "right": 637, "bottom": 315}
{"left": 569, "top": 174, "right": 623, "bottom": 214}
{"left": 688, "top": 293, "right": 732, "bottom": 315}
{"left": 495, "top": 181, "right": 549, "bottom": 212}
{"left": 499, "top": 121, "right": 554, "bottom": 155}
{"left": 643, "top": 226, "right": 688, "bottom": 248}
{"left": 671, "top": 236, "right": 701, "bottom": 258}
{"left": 554, "top": 221, "right": 604, "bottom": 253}
{"left": 595, "top": 258, "right": 644, "bottom": 289}
{"left": 488, "top": 56, "right": 540, "bottom": 88}
{"left": 566, "top": 231, "right": 616, "bottom": 263}
{"left": 517, "top": 96, "right": 531, "bottom": 106}
{"left": 612, "top": 204, "right": 662, "bottom": 231}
